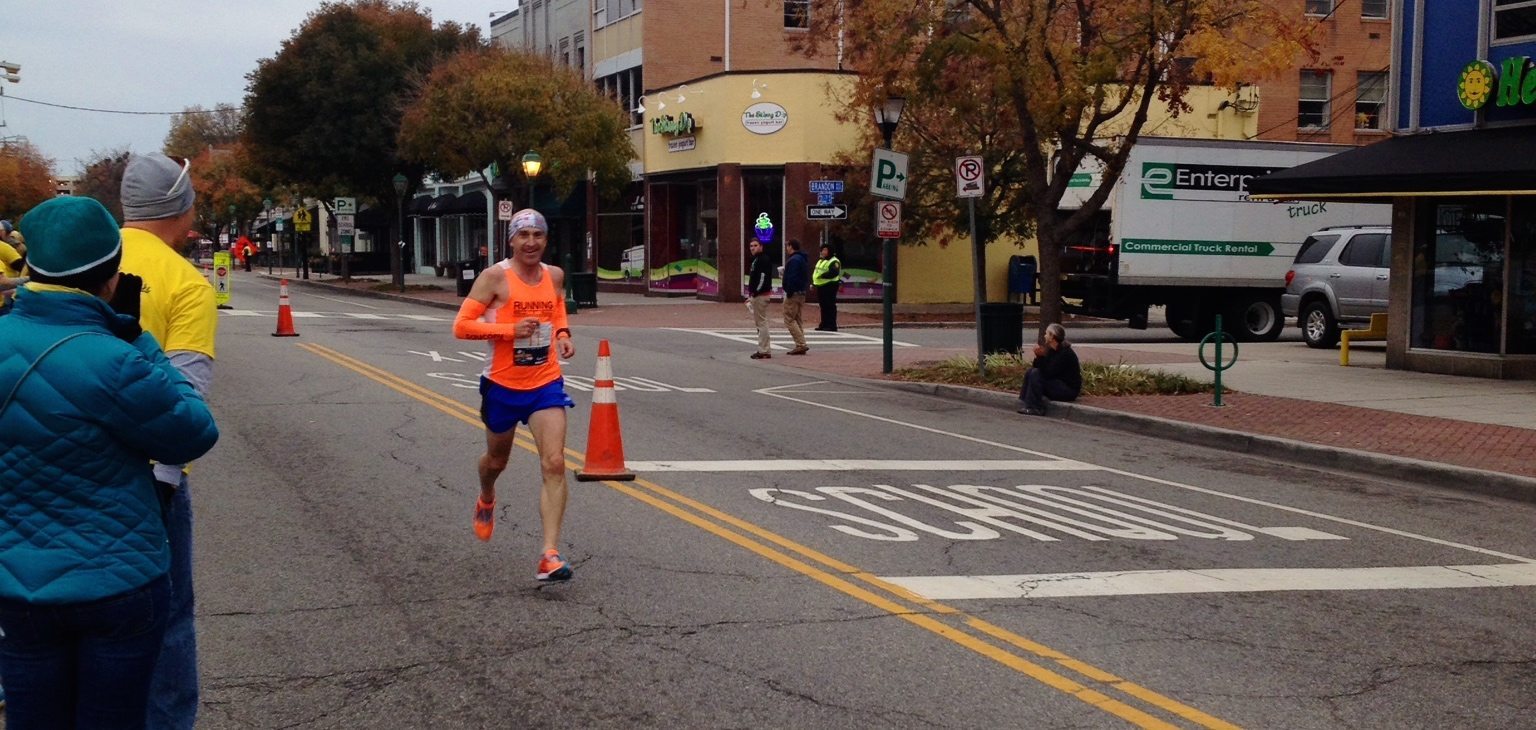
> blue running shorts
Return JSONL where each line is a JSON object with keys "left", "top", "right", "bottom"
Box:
{"left": 479, "top": 377, "right": 575, "bottom": 433}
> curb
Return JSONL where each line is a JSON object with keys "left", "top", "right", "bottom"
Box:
{"left": 882, "top": 380, "right": 1536, "bottom": 504}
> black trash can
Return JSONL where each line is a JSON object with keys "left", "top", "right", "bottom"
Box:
{"left": 979, "top": 302, "right": 1025, "bottom": 355}
{"left": 570, "top": 272, "right": 597, "bottom": 308}
{"left": 455, "top": 259, "right": 480, "bottom": 297}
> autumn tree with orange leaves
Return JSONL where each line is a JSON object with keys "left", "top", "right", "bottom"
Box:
{"left": 807, "top": 1, "right": 1315, "bottom": 331}
{"left": 0, "top": 142, "right": 56, "bottom": 221}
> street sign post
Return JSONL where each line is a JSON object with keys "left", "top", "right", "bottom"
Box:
{"left": 294, "top": 208, "right": 312, "bottom": 232}
{"left": 807, "top": 204, "right": 848, "bottom": 220}
{"left": 212, "top": 250, "right": 232, "bottom": 309}
{"left": 334, "top": 197, "right": 356, "bottom": 215}
{"left": 870, "top": 149, "right": 909, "bottom": 200}
{"left": 816, "top": 192, "right": 835, "bottom": 205}
{"left": 497, "top": 200, "right": 514, "bottom": 221}
{"left": 876, "top": 201, "right": 902, "bottom": 238}
{"left": 955, "top": 155, "right": 985, "bottom": 198}
{"left": 336, "top": 214, "right": 355, "bottom": 236}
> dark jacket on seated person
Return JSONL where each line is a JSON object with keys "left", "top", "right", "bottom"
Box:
{"left": 1032, "top": 342, "right": 1082, "bottom": 398}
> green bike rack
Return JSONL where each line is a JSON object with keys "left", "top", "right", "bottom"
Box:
{"left": 1198, "top": 314, "right": 1239, "bottom": 407}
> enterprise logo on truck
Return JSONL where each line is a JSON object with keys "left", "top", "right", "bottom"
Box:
{"left": 1140, "top": 162, "right": 1279, "bottom": 201}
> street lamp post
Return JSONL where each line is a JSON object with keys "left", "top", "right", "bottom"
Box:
{"left": 263, "top": 197, "right": 274, "bottom": 275}
{"left": 227, "top": 204, "right": 237, "bottom": 254}
{"left": 522, "top": 150, "right": 576, "bottom": 314}
{"left": 874, "top": 96, "right": 905, "bottom": 374}
{"left": 392, "top": 173, "right": 408, "bottom": 292}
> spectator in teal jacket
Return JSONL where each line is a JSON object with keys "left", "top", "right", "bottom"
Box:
{"left": 0, "top": 196, "right": 219, "bottom": 730}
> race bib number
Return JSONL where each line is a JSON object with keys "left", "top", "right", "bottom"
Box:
{"left": 514, "top": 322, "right": 552, "bottom": 366}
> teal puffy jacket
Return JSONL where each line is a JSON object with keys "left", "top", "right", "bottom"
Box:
{"left": 0, "top": 288, "right": 219, "bottom": 604}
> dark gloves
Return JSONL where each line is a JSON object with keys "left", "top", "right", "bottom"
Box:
{"left": 108, "top": 273, "right": 144, "bottom": 342}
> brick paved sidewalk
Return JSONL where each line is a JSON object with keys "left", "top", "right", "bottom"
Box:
{"left": 1076, "top": 392, "right": 1536, "bottom": 480}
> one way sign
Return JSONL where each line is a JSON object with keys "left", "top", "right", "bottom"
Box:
{"left": 806, "top": 204, "right": 848, "bottom": 220}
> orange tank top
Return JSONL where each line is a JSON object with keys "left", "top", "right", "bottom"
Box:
{"left": 481, "top": 261, "right": 563, "bottom": 390}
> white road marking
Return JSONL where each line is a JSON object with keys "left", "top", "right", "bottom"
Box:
{"left": 628, "top": 459, "right": 1095, "bottom": 472}
{"left": 882, "top": 563, "right": 1536, "bottom": 600}
{"left": 306, "top": 293, "right": 380, "bottom": 309}
{"left": 755, "top": 381, "right": 1536, "bottom": 564}
{"left": 669, "top": 328, "right": 918, "bottom": 348}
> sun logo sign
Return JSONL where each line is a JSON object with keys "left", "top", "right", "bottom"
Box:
{"left": 1458, "top": 60, "right": 1497, "bottom": 111}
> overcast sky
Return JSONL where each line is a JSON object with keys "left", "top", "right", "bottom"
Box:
{"left": 3, "top": 1, "right": 507, "bottom": 175}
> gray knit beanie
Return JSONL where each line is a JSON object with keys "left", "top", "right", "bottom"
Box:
{"left": 121, "top": 153, "right": 196, "bottom": 221}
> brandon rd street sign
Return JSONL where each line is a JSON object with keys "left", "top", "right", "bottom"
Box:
{"left": 807, "top": 204, "right": 848, "bottom": 220}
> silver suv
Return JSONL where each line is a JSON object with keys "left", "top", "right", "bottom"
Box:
{"left": 1282, "top": 225, "right": 1391, "bottom": 348}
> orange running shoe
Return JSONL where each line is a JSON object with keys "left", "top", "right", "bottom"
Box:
{"left": 536, "top": 549, "right": 572, "bottom": 582}
{"left": 473, "top": 498, "right": 495, "bottom": 541}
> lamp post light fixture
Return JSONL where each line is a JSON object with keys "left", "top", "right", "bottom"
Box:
{"left": 227, "top": 204, "right": 237, "bottom": 251}
{"left": 392, "top": 173, "right": 408, "bottom": 292}
{"left": 520, "top": 150, "right": 575, "bottom": 314}
{"left": 873, "top": 96, "right": 904, "bottom": 374}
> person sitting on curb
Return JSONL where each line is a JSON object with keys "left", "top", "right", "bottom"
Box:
{"left": 1018, "top": 322, "right": 1081, "bottom": 416}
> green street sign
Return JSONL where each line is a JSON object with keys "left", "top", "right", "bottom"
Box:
{"left": 1120, "top": 239, "right": 1276, "bottom": 256}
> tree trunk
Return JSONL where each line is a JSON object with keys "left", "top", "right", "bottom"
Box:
{"left": 1035, "top": 221, "right": 1064, "bottom": 338}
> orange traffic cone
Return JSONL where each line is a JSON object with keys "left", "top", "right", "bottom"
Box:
{"left": 271, "top": 279, "right": 300, "bottom": 337}
{"left": 576, "top": 339, "right": 635, "bottom": 482}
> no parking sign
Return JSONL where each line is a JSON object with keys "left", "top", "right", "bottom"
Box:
{"left": 876, "top": 201, "right": 902, "bottom": 239}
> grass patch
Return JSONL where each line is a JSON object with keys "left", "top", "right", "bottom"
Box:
{"left": 891, "top": 352, "right": 1212, "bottom": 396}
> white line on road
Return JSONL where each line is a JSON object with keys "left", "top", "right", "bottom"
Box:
{"left": 756, "top": 381, "right": 1536, "bottom": 564}
{"left": 882, "top": 563, "right": 1536, "bottom": 600}
{"left": 627, "top": 459, "right": 1097, "bottom": 472}
{"left": 305, "top": 293, "right": 380, "bottom": 309}
{"left": 669, "top": 328, "right": 918, "bottom": 348}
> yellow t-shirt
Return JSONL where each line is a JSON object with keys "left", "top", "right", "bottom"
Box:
{"left": 120, "top": 228, "right": 218, "bottom": 358}
{"left": 0, "top": 240, "right": 23, "bottom": 278}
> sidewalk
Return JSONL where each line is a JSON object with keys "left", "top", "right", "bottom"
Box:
{"left": 257, "top": 269, "right": 1536, "bottom": 501}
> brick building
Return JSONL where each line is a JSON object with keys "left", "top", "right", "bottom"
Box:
{"left": 1254, "top": 0, "right": 1395, "bottom": 144}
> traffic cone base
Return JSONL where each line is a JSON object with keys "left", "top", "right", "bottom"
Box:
{"left": 577, "top": 339, "right": 634, "bottom": 482}
{"left": 272, "top": 279, "right": 300, "bottom": 337}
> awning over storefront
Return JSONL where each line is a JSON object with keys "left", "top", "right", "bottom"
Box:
{"left": 407, "top": 195, "right": 435, "bottom": 215}
{"left": 1248, "top": 126, "right": 1536, "bottom": 202}
{"left": 423, "top": 194, "right": 458, "bottom": 216}
{"left": 447, "top": 190, "right": 488, "bottom": 216}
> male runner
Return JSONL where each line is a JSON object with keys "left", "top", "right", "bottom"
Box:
{"left": 452, "top": 209, "right": 576, "bottom": 581}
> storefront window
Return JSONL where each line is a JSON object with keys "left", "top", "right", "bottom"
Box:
{"left": 743, "top": 172, "right": 785, "bottom": 294}
{"left": 1412, "top": 199, "right": 1505, "bottom": 353}
{"left": 1508, "top": 202, "right": 1536, "bottom": 354}
{"left": 596, "top": 184, "right": 645, "bottom": 283}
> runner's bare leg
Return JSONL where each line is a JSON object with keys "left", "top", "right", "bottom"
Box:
{"left": 479, "top": 427, "right": 517, "bottom": 505}
{"left": 527, "top": 407, "right": 569, "bottom": 552}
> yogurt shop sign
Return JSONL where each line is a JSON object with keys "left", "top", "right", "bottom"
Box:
{"left": 742, "top": 102, "right": 788, "bottom": 134}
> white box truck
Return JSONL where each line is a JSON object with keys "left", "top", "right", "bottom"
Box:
{"left": 1057, "top": 137, "right": 1390, "bottom": 341}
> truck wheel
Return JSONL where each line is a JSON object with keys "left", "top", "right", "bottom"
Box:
{"left": 1165, "top": 302, "right": 1209, "bottom": 341}
{"left": 1225, "top": 295, "right": 1284, "bottom": 342}
{"left": 1300, "top": 299, "right": 1340, "bottom": 348}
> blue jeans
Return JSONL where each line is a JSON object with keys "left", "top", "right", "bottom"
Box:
{"left": 147, "top": 476, "right": 197, "bottom": 730}
{"left": 0, "top": 576, "right": 170, "bottom": 730}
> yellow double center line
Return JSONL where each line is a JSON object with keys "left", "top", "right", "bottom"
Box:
{"left": 300, "top": 342, "right": 1240, "bottom": 730}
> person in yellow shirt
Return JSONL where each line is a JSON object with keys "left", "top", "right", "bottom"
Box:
{"left": 118, "top": 153, "right": 218, "bottom": 730}
{"left": 0, "top": 222, "right": 27, "bottom": 313}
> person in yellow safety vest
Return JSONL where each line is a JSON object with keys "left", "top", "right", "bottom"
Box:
{"left": 812, "top": 244, "right": 842, "bottom": 332}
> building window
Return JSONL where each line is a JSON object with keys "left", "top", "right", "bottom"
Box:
{"left": 1495, "top": 0, "right": 1536, "bottom": 41}
{"left": 599, "top": 66, "right": 644, "bottom": 127}
{"left": 574, "top": 32, "right": 585, "bottom": 74}
{"left": 1412, "top": 199, "right": 1506, "bottom": 354}
{"left": 1355, "top": 71, "right": 1387, "bottom": 129}
{"left": 785, "top": 0, "right": 810, "bottom": 29}
{"left": 1361, "top": 0, "right": 1388, "bottom": 19}
{"left": 1305, "top": 0, "right": 1332, "bottom": 15}
{"left": 1299, "top": 70, "right": 1331, "bottom": 129}
{"left": 560, "top": 37, "right": 570, "bottom": 67}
